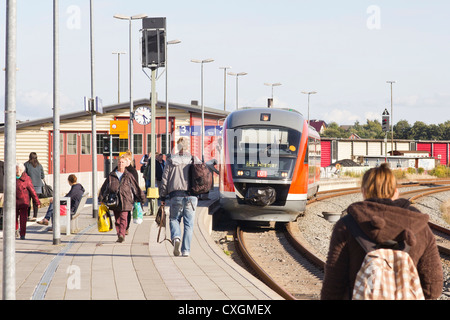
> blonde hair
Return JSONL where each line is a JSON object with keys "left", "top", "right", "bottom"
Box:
{"left": 177, "top": 137, "right": 188, "bottom": 152}
{"left": 361, "top": 163, "right": 397, "bottom": 199}
{"left": 124, "top": 150, "right": 133, "bottom": 161}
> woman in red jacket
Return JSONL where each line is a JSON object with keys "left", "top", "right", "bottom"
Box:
{"left": 16, "top": 163, "right": 40, "bottom": 239}
{"left": 321, "top": 163, "right": 443, "bottom": 300}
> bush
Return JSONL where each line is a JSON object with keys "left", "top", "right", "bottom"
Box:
{"left": 429, "top": 165, "right": 450, "bottom": 178}
{"left": 406, "top": 167, "right": 416, "bottom": 175}
{"left": 392, "top": 169, "right": 406, "bottom": 179}
{"left": 417, "top": 167, "right": 424, "bottom": 174}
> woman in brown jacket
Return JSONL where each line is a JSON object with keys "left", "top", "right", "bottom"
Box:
{"left": 99, "top": 155, "right": 144, "bottom": 243}
{"left": 321, "top": 163, "right": 443, "bottom": 300}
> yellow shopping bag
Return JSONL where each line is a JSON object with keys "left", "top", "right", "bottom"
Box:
{"left": 98, "top": 203, "right": 113, "bottom": 232}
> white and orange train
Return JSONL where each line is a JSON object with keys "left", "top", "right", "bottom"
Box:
{"left": 219, "top": 108, "right": 320, "bottom": 222}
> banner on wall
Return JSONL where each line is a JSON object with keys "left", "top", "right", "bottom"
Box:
{"left": 179, "top": 125, "right": 223, "bottom": 137}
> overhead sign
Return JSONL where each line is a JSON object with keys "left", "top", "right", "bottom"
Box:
{"left": 110, "top": 120, "right": 128, "bottom": 139}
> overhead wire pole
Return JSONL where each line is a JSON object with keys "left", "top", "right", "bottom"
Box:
{"left": 113, "top": 14, "right": 148, "bottom": 155}
{"left": 3, "top": 0, "right": 17, "bottom": 300}
{"left": 90, "top": 0, "right": 98, "bottom": 219}
{"left": 165, "top": 39, "right": 181, "bottom": 155}
{"left": 112, "top": 52, "right": 126, "bottom": 103}
{"left": 387, "top": 80, "right": 396, "bottom": 154}
{"left": 52, "top": 0, "right": 61, "bottom": 245}
{"left": 220, "top": 66, "right": 232, "bottom": 111}
{"left": 191, "top": 59, "right": 214, "bottom": 162}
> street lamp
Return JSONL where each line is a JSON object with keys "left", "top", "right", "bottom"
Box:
{"left": 264, "top": 82, "right": 282, "bottom": 108}
{"left": 220, "top": 66, "right": 232, "bottom": 111}
{"left": 113, "top": 13, "right": 148, "bottom": 154}
{"left": 112, "top": 51, "right": 126, "bottom": 103}
{"left": 301, "top": 91, "right": 317, "bottom": 124}
{"left": 191, "top": 58, "right": 214, "bottom": 162}
{"left": 228, "top": 72, "right": 247, "bottom": 110}
{"left": 387, "top": 80, "right": 396, "bottom": 153}
{"left": 165, "top": 39, "right": 181, "bottom": 155}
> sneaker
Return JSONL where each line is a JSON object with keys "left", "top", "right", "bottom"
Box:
{"left": 37, "top": 219, "right": 49, "bottom": 226}
{"left": 182, "top": 252, "right": 190, "bottom": 257}
{"left": 173, "top": 238, "right": 181, "bottom": 256}
{"left": 116, "top": 235, "right": 125, "bottom": 243}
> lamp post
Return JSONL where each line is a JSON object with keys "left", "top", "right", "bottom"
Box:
{"left": 228, "top": 72, "right": 247, "bottom": 110}
{"left": 264, "top": 82, "right": 282, "bottom": 108}
{"left": 191, "top": 58, "right": 214, "bottom": 162}
{"left": 220, "top": 66, "right": 232, "bottom": 111}
{"left": 301, "top": 91, "right": 317, "bottom": 124}
{"left": 4, "top": 0, "right": 17, "bottom": 300}
{"left": 387, "top": 80, "right": 396, "bottom": 153}
{"left": 165, "top": 39, "right": 181, "bottom": 155}
{"left": 112, "top": 51, "right": 126, "bottom": 103}
{"left": 113, "top": 13, "right": 148, "bottom": 154}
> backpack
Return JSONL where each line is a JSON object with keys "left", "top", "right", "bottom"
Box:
{"left": 189, "top": 157, "right": 213, "bottom": 195}
{"left": 343, "top": 215, "right": 424, "bottom": 300}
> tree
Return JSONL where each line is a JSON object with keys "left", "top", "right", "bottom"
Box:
{"left": 410, "top": 121, "right": 429, "bottom": 140}
{"left": 394, "top": 120, "right": 411, "bottom": 139}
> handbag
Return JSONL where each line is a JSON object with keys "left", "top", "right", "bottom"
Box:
{"left": 98, "top": 203, "right": 113, "bottom": 232}
{"left": 105, "top": 192, "right": 118, "bottom": 209}
{"left": 39, "top": 180, "right": 53, "bottom": 198}
{"left": 155, "top": 204, "right": 172, "bottom": 245}
{"left": 133, "top": 202, "right": 143, "bottom": 224}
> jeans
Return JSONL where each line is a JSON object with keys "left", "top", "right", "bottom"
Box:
{"left": 169, "top": 195, "right": 198, "bottom": 254}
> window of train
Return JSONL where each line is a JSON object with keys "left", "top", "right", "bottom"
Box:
{"left": 230, "top": 127, "right": 300, "bottom": 179}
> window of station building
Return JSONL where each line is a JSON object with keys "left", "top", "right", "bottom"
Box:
{"left": 81, "top": 133, "right": 91, "bottom": 155}
{"left": 119, "top": 138, "right": 128, "bottom": 153}
{"left": 161, "top": 133, "right": 171, "bottom": 155}
{"left": 60, "top": 134, "right": 64, "bottom": 155}
{"left": 133, "top": 134, "right": 143, "bottom": 155}
{"left": 67, "top": 133, "right": 77, "bottom": 155}
{"left": 96, "top": 134, "right": 104, "bottom": 155}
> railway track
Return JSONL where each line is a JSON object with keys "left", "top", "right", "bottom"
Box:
{"left": 231, "top": 182, "right": 450, "bottom": 300}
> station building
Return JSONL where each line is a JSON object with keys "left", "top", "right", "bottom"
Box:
{"left": 0, "top": 99, "right": 228, "bottom": 196}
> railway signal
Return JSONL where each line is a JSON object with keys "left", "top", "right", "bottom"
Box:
{"left": 382, "top": 109, "right": 390, "bottom": 132}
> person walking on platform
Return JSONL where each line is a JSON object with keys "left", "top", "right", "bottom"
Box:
{"left": 37, "top": 174, "right": 85, "bottom": 227}
{"left": 24, "top": 152, "right": 44, "bottom": 221}
{"left": 16, "top": 163, "right": 40, "bottom": 240}
{"left": 320, "top": 163, "right": 443, "bottom": 300}
{"left": 159, "top": 137, "right": 200, "bottom": 257}
{"left": 99, "top": 155, "right": 144, "bottom": 243}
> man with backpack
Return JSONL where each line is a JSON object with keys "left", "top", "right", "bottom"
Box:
{"left": 321, "top": 164, "right": 443, "bottom": 300}
{"left": 159, "top": 137, "right": 204, "bottom": 257}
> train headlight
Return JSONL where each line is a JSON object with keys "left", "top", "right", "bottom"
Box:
{"left": 281, "top": 172, "right": 288, "bottom": 178}
{"left": 237, "top": 170, "right": 244, "bottom": 176}
{"left": 244, "top": 170, "right": 250, "bottom": 176}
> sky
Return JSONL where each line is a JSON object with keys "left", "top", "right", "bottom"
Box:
{"left": 1, "top": 0, "right": 450, "bottom": 126}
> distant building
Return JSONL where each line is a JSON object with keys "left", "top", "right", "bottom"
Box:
{"left": 309, "top": 120, "right": 327, "bottom": 134}
{"left": 349, "top": 133, "right": 361, "bottom": 140}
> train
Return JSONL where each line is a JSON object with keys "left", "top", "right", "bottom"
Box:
{"left": 219, "top": 108, "right": 321, "bottom": 222}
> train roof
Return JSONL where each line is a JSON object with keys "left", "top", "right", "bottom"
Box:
{"left": 225, "top": 108, "right": 307, "bottom": 132}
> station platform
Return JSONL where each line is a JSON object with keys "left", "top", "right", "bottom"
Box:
{"left": 0, "top": 190, "right": 282, "bottom": 301}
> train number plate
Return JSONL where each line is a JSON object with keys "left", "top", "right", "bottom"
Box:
{"left": 257, "top": 170, "right": 268, "bottom": 178}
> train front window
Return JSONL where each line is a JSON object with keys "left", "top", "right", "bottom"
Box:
{"left": 229, "top": 127, "right": 301, "bottom": 179}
